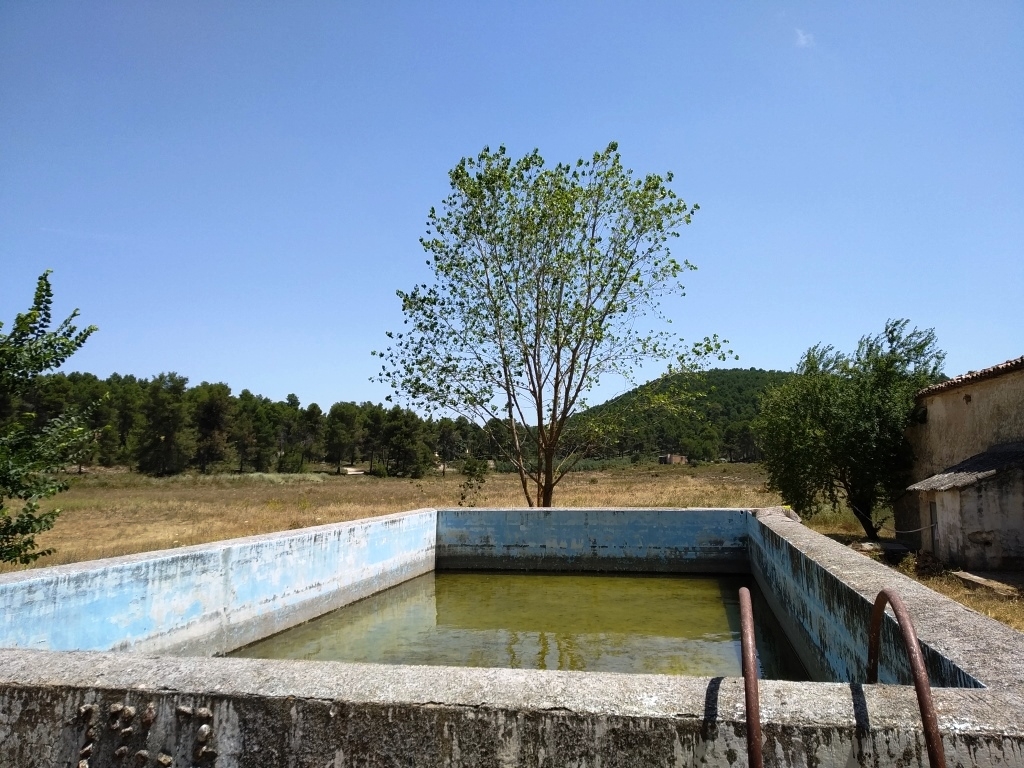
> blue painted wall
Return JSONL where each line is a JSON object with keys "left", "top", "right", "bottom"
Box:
{"left": 0, "top": 508, "right": 436, "bottom": 655}
{"left": 437, "top": 508, "right": 749, "bottom": 572}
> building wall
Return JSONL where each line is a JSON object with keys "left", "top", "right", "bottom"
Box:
{"left": 907, "top": 369, "right": 1024, "bottom": 481}
{"left": 954, "top": 470, "right": 1024, "bottom": 570}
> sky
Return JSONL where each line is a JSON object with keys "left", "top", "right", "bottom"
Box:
{"left": 2, "top": 2, "right": 1022, "bottom": 410}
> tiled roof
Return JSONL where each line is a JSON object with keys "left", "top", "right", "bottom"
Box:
{"left": 917, "top": 355, "right": 1024, "bottom": 399}
{"left": 907, "top": 442, "right": 1024, "bottom": 492}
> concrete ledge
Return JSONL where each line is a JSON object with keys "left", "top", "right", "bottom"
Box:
{"left": 0, "top": 509, "right": 436, "bottom": 655}
{"left": 1, "top": 650, "right": 1022, "bottom": 768}
{"left": 749, "top": 509, "right": 1024, "bottom": 690}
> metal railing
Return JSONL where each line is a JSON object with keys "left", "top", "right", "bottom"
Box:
{"left": 738, "top": 587, "right": 763, "bottom": 768}
{"left": 867, "top": 588, "right": 946, "bottom": 768}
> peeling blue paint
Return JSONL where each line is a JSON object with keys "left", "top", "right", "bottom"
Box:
{"left": 436, "top": 508, "right": 749, "bottom": 572}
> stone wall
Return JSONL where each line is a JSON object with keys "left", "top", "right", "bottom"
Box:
{"left": 2, "top": 649, "right": 1023, "bottom": 768}
{"left": 747, "top": 509, "right": 1024, "bottom": 690}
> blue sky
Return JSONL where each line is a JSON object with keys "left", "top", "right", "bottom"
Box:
{"left": 2, "top": 2, "right": 1021, "bottom": 410}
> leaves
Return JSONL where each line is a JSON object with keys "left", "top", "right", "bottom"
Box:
{"left": 753, "top": 319, "right": 945, "bottom": 539}
{"left": 376, "top": 143, "right": 717, "bottom": 506}
{"left": 1, "top": 272, "right": 96, "bottom": 564}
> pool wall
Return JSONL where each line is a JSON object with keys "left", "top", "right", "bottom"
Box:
{"left": 2, "top": 506, "right": 1024, "bottom": 767}
{"left": 0, "top": 508, "right": 435, "bottom": 656}
{"left": 747, "top": 511, "right": 991, "bottom": 688}
{"left": 436, "top": 507, "right": 748, "bottom": 572}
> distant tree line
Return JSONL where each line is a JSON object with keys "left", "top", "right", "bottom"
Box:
{"left": 0, "top": 367, "right": 792, "bottom": 479}
{"left": 1, "top": 372, "right": 513, "bottom": 478}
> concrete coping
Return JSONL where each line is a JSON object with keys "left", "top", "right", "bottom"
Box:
{"left": 754, "top": 509, "right": 1024, "bottom": 691}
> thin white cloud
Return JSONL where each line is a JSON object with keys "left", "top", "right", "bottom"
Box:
{"left": 795, "top": 28, "right": 815, "bottom": 48}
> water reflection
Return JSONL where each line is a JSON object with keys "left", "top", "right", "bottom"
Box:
{"left": 230, "top": 572, "right": 804, "bottom": 678}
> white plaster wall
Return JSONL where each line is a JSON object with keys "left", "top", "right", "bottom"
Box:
{"left": 957, "top": 470, "right": 1024, "bottom": 569}
{"left": 935, "top": 490, "right": 962, "bottom": 564}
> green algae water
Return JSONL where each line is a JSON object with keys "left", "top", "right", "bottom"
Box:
{"left": 230, "top": 572, "right": 806, "bottom": 678}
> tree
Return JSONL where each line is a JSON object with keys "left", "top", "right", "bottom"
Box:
{"left": 136, "top": 373, "right": 195, "bottom": 476}
{"left": 298, "top": 402, "right": 325, "bottom": 469}
{"left": 753, "top": 319, "right": 944, "bottom": 539}
{"left": 189, "top": 382, "right": 234, "bottom": 473}
{"left": 0, "top": 271, "right": 96, "bottom": 563}
{"left": 324, "top": 401, "right": 363, "bottom": 473}
{"left": 375, "top": 142, "right": 725, "bottom": 506}
{"left": 232, "top": 389, "right": 277, "bottom": 472}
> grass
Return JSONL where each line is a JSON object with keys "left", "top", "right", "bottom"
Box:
{"left": 7, "top": 461, "right": 1023, "bottom": 634}
{"left": 4, "top": 461, "right": 778, "bottom": 571}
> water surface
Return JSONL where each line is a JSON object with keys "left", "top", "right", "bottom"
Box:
{"left": 231, "top": 572, "right": 805, "bottom": 678}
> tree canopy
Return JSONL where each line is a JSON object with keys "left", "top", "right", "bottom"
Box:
{"left": 375, "top": 142, "right": 726, "bottom": 506}
{"left": 1, "top": 272, "right": 96, "bottom": 563}
{"left": 752, "top": 319, "right": 945, "bottom": 539}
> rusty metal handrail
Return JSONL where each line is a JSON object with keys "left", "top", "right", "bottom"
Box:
{"left": 738, "top": 587, "right": 763, "bottom": 768}
{"left": 867, "top": 588, "right": 946, "bottom": 768}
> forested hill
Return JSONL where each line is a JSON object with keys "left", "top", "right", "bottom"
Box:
{"left": 585, "top": 367, "right": 795, "bottom": 462}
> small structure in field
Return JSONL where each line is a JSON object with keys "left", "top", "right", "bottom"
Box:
{"left": 658, "top": 453, "right": 687, "bottom": 465}
{"left": 899, "top": 355, "right": 1024, "bottom": 569}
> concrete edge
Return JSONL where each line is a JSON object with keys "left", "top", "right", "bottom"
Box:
{"left": 0, "top": 507, "right": 440, "bottom": 587}
{"left": 754, "top": 510, "right": 1024, "bottom": 690}
{"left": 2, "top": 649, "right": 1022, "bottom": 735}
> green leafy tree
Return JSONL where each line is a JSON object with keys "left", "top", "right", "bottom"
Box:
{"left": 376, "top": 142, "right": 726, "bottom": 506}
{"left": 232, "top": 389, "right": 277, "bottom": 472}
{"left": 299, "top": 402, "right": 325, "bottom": 469}
{"left": 753, "top": 320, "right": 945, "bottom": 539}
{"left": 0, "top": 272, "right": 96, "bottom": 563}
{"left": 106, "top": 373, "right": 145, "bottom": 466}
{"left": 274, "top": 394, "right": 304, "bottom": 472}
{"left": 189, "top": 382, "right": 234, "bottom": 473}
{"left": 324, "top": 401, "right": 364, "bottom": 473}
{"left": 135, "top": 373, "right": 195, "bottom": 476}
{"left": 382, "top": 405, "right": 433, "bottom": 478}
{"left": 360, "top": 401, "right": 387, "bottom": 475}
{"left": 435, "top": 416, "right": 464, "bottom": 477}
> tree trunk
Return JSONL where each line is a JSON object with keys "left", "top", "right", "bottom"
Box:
{"left": 540, "top": 446, "right": 556, "bottom": 507}
{"left": 849, "top": 497, "right": 880, "bottom": 540}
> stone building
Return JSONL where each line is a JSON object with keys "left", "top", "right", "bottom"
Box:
{"left": 897, "top": 355, "right": 1024, "bottom": 569}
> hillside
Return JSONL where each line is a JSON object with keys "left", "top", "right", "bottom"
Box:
{"left": 584, "top": 367, "right": 794, "bottom": 462}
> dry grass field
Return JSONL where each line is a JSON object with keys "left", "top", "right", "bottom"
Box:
{"left": 6, "top": 462, "right": 778, "bottom": 570}
{"left": 5, "top": 461, "right": 1022, "bottom": 632}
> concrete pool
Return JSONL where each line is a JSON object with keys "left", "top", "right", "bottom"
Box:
{"left": 1, "top": 506, "right": 1023, "bottom": 766}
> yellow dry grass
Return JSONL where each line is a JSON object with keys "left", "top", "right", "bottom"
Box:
{"left": 4, "top": 462, "right": 779, "bottom": 571}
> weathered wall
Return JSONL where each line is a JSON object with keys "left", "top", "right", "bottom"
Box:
{"left": 950, "top": 470, "right": 1024, "bottom": 569}
{"left": 437, "top": 508, "right": 748, "bottom": 572}
{"left": 908, "top": 368, "right": 1024, "bottom": 481}
{"left": 747, "top": 509, "right": 1024, "bottom": 691}
{"left": 2, "top": 649, "right": 1023, "bottom": 768}
{"left": 0, "top": 508, "right": 436, "bottom": 656}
